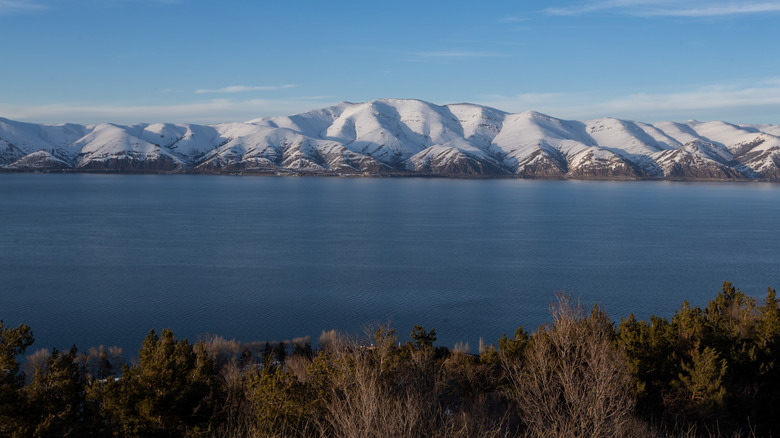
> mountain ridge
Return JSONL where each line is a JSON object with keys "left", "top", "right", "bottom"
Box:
{"left": 2, "top": 98, "right": 780, "bottom": 180}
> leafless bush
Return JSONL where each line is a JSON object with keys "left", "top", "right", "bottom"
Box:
{"left": 503, "top": 294, "right": 636, "bottom": 438}
{"left": 315, "top": 328, "right": 439, "bottom": 438}
{"left": 23, "top": 348, "right": 50, "bottom": 378}
{"left": 318, "top": 329, "right": 340, "bottom": 353}
{"left": 644, "top": 416, "right": 760, "bottom": 438}
{"left": 453, "top": 341, "right": 470, "bottom": 354}
{"left": 433, "top": 409, "right": 510, "bottom": 438}
{"left": 201, "top": 334, "right": 242, "bottom": 369}
{"left": 311, "top": 324, "right": 511, "bottom": 438}
{"left": 285, "top": 354, "right": 312, "bottom": 382}
{"left": 209, "top": 359, "right": 250, "bottom": 438}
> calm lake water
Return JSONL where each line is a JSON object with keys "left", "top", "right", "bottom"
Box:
{"left": 1, "top": 173, "right": 779, "bottom": 355}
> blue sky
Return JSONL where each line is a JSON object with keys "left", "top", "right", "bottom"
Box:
{"left": 1, "top": 0, "right": 779, "bottom": 124}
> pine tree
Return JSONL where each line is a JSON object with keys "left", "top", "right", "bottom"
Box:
{"left": 676, "top": 344, "right": 728, "bottom": 420}
{"left": 0, "top": 321, "right": 34, "bottom": 436}
{"left": 497, "top": 326, "right": 528, "bottom": 366}
{"left": 24, "top": 346, "right": 87, "bottom": 437}
{"left": 100, "top": 329, "right": 217, "bottom": 436}
{"left": 616, "top": 313, "right": 678, "bottom": 415}
{"left": 410, "top": 325, "right": 437, "bottom": 349}
{"left": 755, "top": 287, "right": 780, "bottom": 430}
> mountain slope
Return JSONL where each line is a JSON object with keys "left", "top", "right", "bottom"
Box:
{"left": 2, "top": 100, "right": 779, "bottom": 180}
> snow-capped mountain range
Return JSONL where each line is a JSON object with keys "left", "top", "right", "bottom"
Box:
{"left": 2, "top": 98, "right": 780, "bottom": 180}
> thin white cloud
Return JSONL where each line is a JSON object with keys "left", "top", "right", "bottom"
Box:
{"left": 194, "top": 84, "right": 298, "bottom": 94}
{"left": 546, "top": 0, "right": 668, "bottom": 16}
{"left": 499, "top": 15, "right": 527, "bottom": 23}
{"left": 477, "top": 79, "right": 780, "bottom": 123}
{"left": 0, "top": 0, "right": 46, "bottom": 15}
{"left": 6, "top": 80, "right": 780, "bottom": 126}
{"left": 402, "top": 50, "right": 508, "bottom": 63}
{"left": 0, "top": 0, "right": 181, "bottom": 15}
{"left": 644, "top": 2, "right": 780, "bottom": 17}
{"left": 0, "top": 98, "right": 340, "bottom": 125}
{"left": 546, "top": 0, "right": 780, "bottom": 17}
{"left": 93, "top": 0, "right": 183, "bottom": 6}
{"left": 412, "top": 51, "right": 505, "bottom": 58}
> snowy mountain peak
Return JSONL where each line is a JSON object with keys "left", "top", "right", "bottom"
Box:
{"left": 2, "top": 99, "right": 779, "bottom": 180}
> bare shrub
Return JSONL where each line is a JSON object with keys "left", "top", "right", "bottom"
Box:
{"left": 503, "top": 294, "right": 636, "bottom": 438}
{"left": 433, "top": 409, "right": 510, "bottom": 438}
{"left": 318, "top": 329, "right": 339, "bottom": 353}
{"left": 312, "top": 324, "right": 510, "bottom": 437}
{"left": 315, "top": 328, "right": 439, "bottom": 438}
{"left": 452, "top": 341, "right": 470, "bottom": 355}
{"left": 209, "top": 359, "right": 249, "bottom": 438}
{"left": 285, "top": 353, "right": 312, "bottom": 382}
{"left": 23, "top": 348, "right": 50, "bottom": 378}
{"left": 201, "top": 334, "right": 242, "bottom": 369}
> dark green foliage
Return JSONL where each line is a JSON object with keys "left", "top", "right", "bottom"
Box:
{"left": 261, "top": 340, "right": 288, "bottom": 366}
{"left": 292, "top": 336, "right": 313, "bottom": 359}
{"left": 83, "top": 345, "right": 124, "bottom": 381}
{"left": 0, "top": 321, "right": 34, "bottom": 436}
{"left": 675, "top": 344, "right": 728, "bottom": 418}
{"left": 618, "top": 282, "right": 780, "bottom": 434}
{"left": 98, "top": 329, "right": 217, "bottom": 437}
{"left": 757, "top": 287, "right": 780, "bottom": 347}
{"left": 498, "top": 326, "right": 529, "bottom": 360}
{"left": 245, "top": 361, "right": 316, "bottom": 433}
{"left": 410, "top": 324, "right": 437, "bottom": 349}
{"left": 24, "top": 346, "right": 87, "bottom": 437}
{"left": 617, "top": 313, "right": 678, "bottom": 412}
{"left": 755, "top": 288, "right": 780, "bottom": 424}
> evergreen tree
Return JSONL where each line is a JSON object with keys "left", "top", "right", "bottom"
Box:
{"left": 245, "top": 362, "right": 314, "bottom": 433}
{"left": 676, "top": 344, "right": 728, "bottom": 420}
{"left": 757, "top": 287, "right": 780, "bottom": 348}
{"left": 755, "top": 287, "right": 780, "bottom": 431}
{"left": 0, "top": 321, "right": 34, "bottom": 436}
{"left": 497, "top": 326, "right": 528, "bottom": 361}
{"left": 99, "top": 329, "right": 217, "bottom": 437}
{"left": 24, "top": 346, "right": 87, "bottom": 437}
{"left": 616, "top": 313, "right": 678, "bottom": 415}
{"left": 410, "top": 325, "right": 437, "bottom": 349}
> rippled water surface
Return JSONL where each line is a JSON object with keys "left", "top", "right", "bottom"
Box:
{"left": 2, "top": 174, "right": 779, "bottom": 354}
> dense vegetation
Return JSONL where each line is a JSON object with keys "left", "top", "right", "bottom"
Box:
{"left": 2, "top": 282, "right": 779, "bottom": 437}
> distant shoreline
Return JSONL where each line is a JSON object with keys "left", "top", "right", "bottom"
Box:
{"left": 1, "top": 167, "right": 774, "bottom": 183}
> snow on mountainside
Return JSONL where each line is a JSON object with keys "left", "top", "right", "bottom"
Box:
{"left": 2, "top": 99, "right": 780, "bottom": 180}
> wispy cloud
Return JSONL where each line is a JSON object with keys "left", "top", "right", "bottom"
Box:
{"left": 499, "top": 15, "right": 527, "bottom": 23}
{"left": 194, "top": 84, "right": 298, "bottom": 94}
{"left": 477, "top": 78, "right": 780, "bottom": 123}
{"left": 0, "top": 97, "right": 339, "bottom": 125}
{"left": 0, "top": 0, "right": 46, "bottom": 15}
{"left": 546, "top": 0, "right": 780, "bottom": 17}
{"left": 0, "top": 0, "right": 183, "bottom": 15}
{"left": 403, "top": 50, "right": 507, "bottom": 63}
{"left": 653, "top": 3, "right": 780, "bottom": 17}
{"left": 412, "top": 50, "right": 505, "bottom": 58}
{"left": 95, "top": 0, "right": 183, "bottom": 6}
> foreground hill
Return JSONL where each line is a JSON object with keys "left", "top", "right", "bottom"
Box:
{"left": 2, "top": 98, "right": 779, "bottom": 180}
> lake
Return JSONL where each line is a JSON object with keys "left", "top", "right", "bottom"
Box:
{"left": 1, "top": 173, "right": 779, "bottom": 355}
